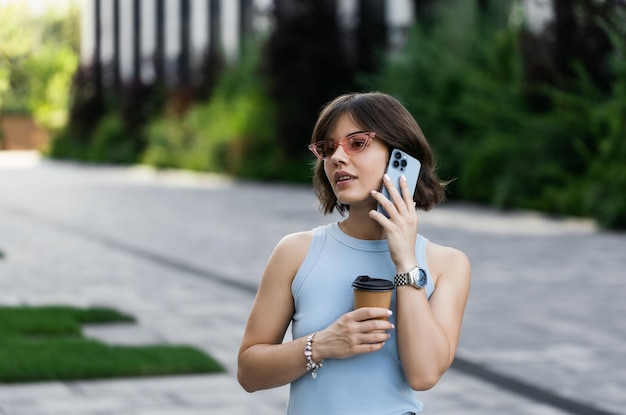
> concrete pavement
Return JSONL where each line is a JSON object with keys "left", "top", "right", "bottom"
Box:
{"left": 0, "top": 151, "right": 624, "bottom": 414}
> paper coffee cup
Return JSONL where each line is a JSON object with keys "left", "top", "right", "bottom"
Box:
{"left": 352, "top": 275, "right": 394, "bottom": 320}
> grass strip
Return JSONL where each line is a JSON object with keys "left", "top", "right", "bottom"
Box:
{"left": 0, "top": 305, "right": 135, "bottom": 337}
{"left": 0, "top": 305, "right": 225, "bottom": 383}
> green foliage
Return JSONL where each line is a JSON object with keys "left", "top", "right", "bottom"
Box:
{"left": 142, "top": 37, "right": 309, "bottom": 182}
{"left": 550, "top": 19, "right": 626, "bottom": 229}
{"left": 0, "top": 4, "right": 79, "bottom": 131}
{"left": 365, "top": 2, "right": 524, "bottom": 201}
{"left": 364, "top": 0, "right": 626, "bottom": 229}
{"left": 51, "top": 79, "right": 165, "bottom": 164}
{"left": 143, "top": 51, "right": 265, "bottom": 172}
{"left": 0, "top": 305, "right": 224, "bottom": 383}
{"left": 88, "top": 111, "right": 143, "bottom": 164}
{"left": 27, "top": 44, "right": 79, "bottom": 131}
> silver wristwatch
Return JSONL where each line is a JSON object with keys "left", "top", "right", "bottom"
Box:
{"left": 394, "top": 266, "right": 427, "bottom": 290}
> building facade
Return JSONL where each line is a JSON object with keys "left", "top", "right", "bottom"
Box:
{"left": 80, "top": 0, "right": 416, "bottom": 89}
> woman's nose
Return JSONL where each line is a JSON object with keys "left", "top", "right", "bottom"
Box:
{"left": 329, "top": 142, "right": 349, "bottom": 164}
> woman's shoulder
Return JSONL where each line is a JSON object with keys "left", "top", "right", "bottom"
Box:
{"left": 262, "top": 229, "right": 316, "bottom": 287}
{"left": 276, "top": 229, "right": 315, "bottom": 251}
{"left": 270, "top": 229, "right": 316, "bottom": 267}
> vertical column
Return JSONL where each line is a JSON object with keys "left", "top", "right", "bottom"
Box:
{"left": 190, "top": 0, "right": 209, "bottom": 73}
{"left": 338, "top": 0, "right": 358, "bottom": 66}
{"left": 180, "top": 0, "right": 191, "bottom": 85}
{"left": 386, "top": 0, "right": 413, "bottom": 51}
{"left": 209, "top": 0, "right": 222, "bottom": 55}
{"left": 357, "top": 0, "right": 387, "bottom": 73}
{"left": 140, "top": 0, "right": 157, "bottom": 84}
{"left": 164, "top": 0, "right": 181, "bottom": 85}
{"left": 94, "top": 0, "right": 103, "bottom": 95}
{"left": 80, "top": 0, "right": 95, "bottom": 66}
{"left": 155, "top": 0, "right": 165, "bottom": 82}
{"left": 239, "top": 0, "right": 253, "bottom": 57}
{"left": 119, "top": 0, "right": 134, "bottom": 82}
{"left": 221, "top": 0, "right": 238, "bottom": 62}
{"left": 132, "top": 0, "right": 141, "bottom": 83}
{"left": 98, "top": 0, "right": 114, "bottom": 87}
{"left": 113, "top": 0, "right": 120, "bottom": 89}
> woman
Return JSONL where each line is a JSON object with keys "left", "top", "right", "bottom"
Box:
{"left": 238, "top": 92, "right": 471, "bottom": 414}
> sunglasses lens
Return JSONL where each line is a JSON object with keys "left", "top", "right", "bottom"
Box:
{"left": 312, "top": 143, "right": 327, "bottom": 159}
{"left": 347, "top": 136, "right": 368, "bottom": 152}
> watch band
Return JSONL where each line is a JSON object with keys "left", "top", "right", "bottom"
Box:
{"left": 394, "top": 266, "right": 426, "bottom": 289}
{"left": 394, "top": 271, "right": 413, "bottom": 287}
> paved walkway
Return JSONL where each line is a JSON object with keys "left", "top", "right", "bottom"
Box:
{"left": 0, "top": 151, "right": 624, "bottom": 415}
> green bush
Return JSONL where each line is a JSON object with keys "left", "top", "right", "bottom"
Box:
{"left": 87, "top": 111, "right": 143, "bottom": 164}
{"left": 551, "top": 21, "right": 626, "bottom": 229}
{"left": 365, "top": 1, "right": 626, "bottom": 229}
{"left": 0, "top": 4, "right": 79, "bottom": 131}
{"left": 142, "top": 37, "right": 310, "bottom": 182}
{"left": 364, "top": 2, "right": 523, "bottom": 200}
{"left": 24, "top": 39, "right": 79, "bottom": 132}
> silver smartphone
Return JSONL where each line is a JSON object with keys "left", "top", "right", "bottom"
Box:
{"left": 377, "top": 148, "right": 421, "bottom": 217}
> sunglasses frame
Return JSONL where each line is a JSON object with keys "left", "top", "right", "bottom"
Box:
{"left": 308, "top": 131, "right": 376, "bottom": 160}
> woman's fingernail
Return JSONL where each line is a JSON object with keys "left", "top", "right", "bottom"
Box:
{"left": 384, "top": 173, "right": 390, "bottom": 181}
{"left": 387, "top": 310, "right": 393, "bottom": 316}
{"left": 401, "top": 174, "right": 407, "bottom": 182}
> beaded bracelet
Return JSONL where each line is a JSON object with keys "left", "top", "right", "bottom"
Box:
{"left": 304, "top": 331, "right": 323, "bottom": 379}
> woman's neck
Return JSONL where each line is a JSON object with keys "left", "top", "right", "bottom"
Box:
{"left": 339, "top": 207, "right": 385, "bottom": 240}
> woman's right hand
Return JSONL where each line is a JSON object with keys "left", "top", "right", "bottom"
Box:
{"left": 312, "top": 308, "right": 395, "bottom": 361}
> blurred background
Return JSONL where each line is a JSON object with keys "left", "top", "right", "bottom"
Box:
{"left": 1, "top": 0, "right": 624, "bottom": 230}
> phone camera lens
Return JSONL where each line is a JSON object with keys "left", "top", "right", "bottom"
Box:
{"left": 401, "top": 160, "right": 407, "bottom": 167}
{"left": 394, "top": 152, "right": 402, "bottom": 159}
{"left": 393, "top": 160, "right": 400, "bottom": 168}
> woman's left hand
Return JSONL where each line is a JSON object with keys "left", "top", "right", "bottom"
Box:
{"left": 369, "top": 174, "right": 419, "bottom": 271}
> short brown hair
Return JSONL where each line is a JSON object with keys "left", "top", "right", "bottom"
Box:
{"left": 311, "top": 92, "right": 446, "bottom": 215}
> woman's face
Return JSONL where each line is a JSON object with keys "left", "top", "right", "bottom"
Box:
{"left": 323, "top": 114, "right": 389, "bottom": 211}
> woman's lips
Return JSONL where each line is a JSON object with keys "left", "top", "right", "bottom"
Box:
{"left": 334, "top": 172, "right": 355, "bottom": 187}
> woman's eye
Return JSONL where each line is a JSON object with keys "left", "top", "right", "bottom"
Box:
{"left": 323, "top": 142, "right": 335, "bottom": 154}
{"left": 350, "top": 139, "right": 367, "bottom": 149}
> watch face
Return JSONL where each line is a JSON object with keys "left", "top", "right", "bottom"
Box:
{"left": 417, "top": 268, "right": 427, "bottom": 287}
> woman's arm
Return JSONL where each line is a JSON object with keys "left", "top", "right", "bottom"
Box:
{"left": 237, "top": 231, "right": 313, "bottom": 392}
{"left": 395, "top": 245, "right": 471, "bottom": 390}
{"left": 370, "top": 174, "right": 471, "bottom": 390}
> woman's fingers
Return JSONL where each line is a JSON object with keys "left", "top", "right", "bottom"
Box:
{"left": 383, "top": 174, "right": 407, "bottom": 215}
{"left": 351, "top": 306, "right": 393, "bottom": 322}
{"left": 398, "top": 174, "right": 417, "bottom": 209}
{"left": 371, "top": 174, "right": 415, "bottom": 219}
{"left": 319, "top": 308, "right": 395, "bottom": 358}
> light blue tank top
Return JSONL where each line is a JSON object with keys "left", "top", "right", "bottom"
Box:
{"left": 288, "top": 222, "right": 435, "bottom": 415}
